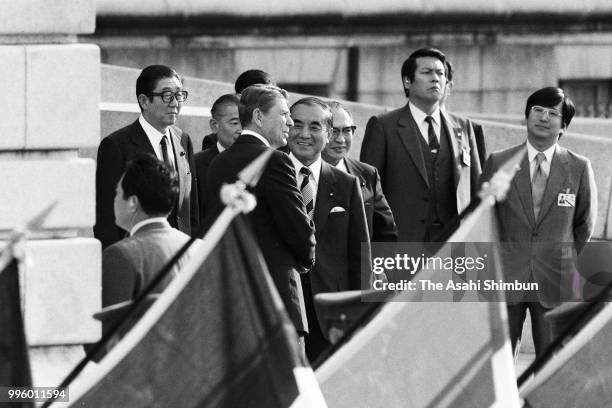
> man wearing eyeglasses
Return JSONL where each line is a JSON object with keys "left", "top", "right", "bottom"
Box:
{"left": 95, "top": 65, "right": 199, "bottom": 249}
{"left": 480, "top": 87, "right": 597, "bottom": 358}
{"left": 287, "top": 97, "right": 371, "bottom": 362}
{"left": 322, "top": 101, "right": 397, "bottom": 243}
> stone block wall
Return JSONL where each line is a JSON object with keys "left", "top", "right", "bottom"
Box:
{"left": 0, "top": 0, "right": 100, "bottom": 387}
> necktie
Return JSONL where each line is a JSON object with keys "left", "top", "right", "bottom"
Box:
{"left": 532, "top": 152, "right": 547, "bottom": 220}
{"left": 160, "top": 135, "right": 173, "bottom": 170}
{"left": 300, "top": 167, "right": 314, "bottom": 220}
{"left": 425, "top": 116, "right": 440, "bottom": 154}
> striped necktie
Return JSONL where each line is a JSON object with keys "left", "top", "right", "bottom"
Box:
{"left": 160, "top": 135, "right": 174, "bottom": 170}
{"left": 300, "top": 166, "right": 314, "bottom": 220}
{"left": 532, "top": 152, "right": 547, "bottom": 220}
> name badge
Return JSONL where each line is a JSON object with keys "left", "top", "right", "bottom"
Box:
{"left": 462, "top": 149, "right": 471, "bottom": 167}
{"left": 558, "top": 192, "right": 575, "bottom": 207}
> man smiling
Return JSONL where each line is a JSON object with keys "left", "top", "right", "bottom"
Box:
{"left": 287, "top": 97, "right": 371, "bottom": 362}
{"left": 95, "top": 65, "right": 198, "bottom": 249}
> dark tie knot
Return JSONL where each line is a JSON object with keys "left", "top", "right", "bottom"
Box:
{"left": 300, "top": 166, "right": 311, "bottom": 176}
{"left": 425, "top": 116, "right": 434, "bottom": 125}
{"left": 160, "top": 135, "right": 169, "bottom": 146}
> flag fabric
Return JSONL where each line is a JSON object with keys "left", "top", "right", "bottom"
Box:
{"left": 520, "top": 300, "right": 612, "bottom": 407}
{"left": 315, "top": 199, "right": 520, "bottom": 408}
{"left": 0, "top": 257, "right": 34, "bottom": 408}
{"left": 65, "top": 216, "right": 326, "bottom": 407}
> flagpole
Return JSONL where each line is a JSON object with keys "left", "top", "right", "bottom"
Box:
{"left": 43, "top": 151, "right": 271, "bottom": 408}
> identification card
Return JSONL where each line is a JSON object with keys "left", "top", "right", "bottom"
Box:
{"left": 558, "top": 192, "right": 575, "bottom": 207}
{"left": 462, "top": 149, "right": 471, "bottom": 166}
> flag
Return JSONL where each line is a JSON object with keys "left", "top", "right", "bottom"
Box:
{"left": 64, "top": 216, "right": 326, "bottom": 407}
{"left": 315, "top": 191, "right": 520, "bottom": 407}
{"left": 0, "top": 256, "right": 34, "bottom": 408}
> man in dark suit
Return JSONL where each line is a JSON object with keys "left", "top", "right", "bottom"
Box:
{"left": 201, "top": 69, "right": 275, "bottom": 150}
{"left": 206, "top": 85, "right": 315, "bottom": 352}
{"left": 360, "top": 47, "right": 482, "bottom": 242}
{"left": 322, "top": 101, "right": 397, "bottom": 243}
{"left": 194, "top": 94, "right": 241, "bottom": 225}
{"left": 288, "top": 97, "right": 372, "bottom": 362}
{"left": 102, "top": 154, "right": 193, "bottom": 337}
{"left": 95, "top": 65, "right": 198, "bottom": 249}
{"left": 480, "top": 87, "right": 597, "bottom": 357}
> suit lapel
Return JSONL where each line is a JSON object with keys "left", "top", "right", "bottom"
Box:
{"left": 344, "top": 158, "right": 366, "bottom": 188}
{"left": 130, "top": 120, "right": 157, "bottom": 155}
{"left": 536, "top": 146, "right": 569, "bottom": 225}
{"left": 513, "top": 153, "right": 537, "bottom": 228}
{"left": 169, "top": 128, "right": 188, "bottom": 205}
{"left": 314, "top": 162, "right": 335, "bottom": 231}
{"left": 397, "top": 104, "right": 429, "bottom": 187}
{"left": 440, "top": 111, "right": 462, "bottom": 190}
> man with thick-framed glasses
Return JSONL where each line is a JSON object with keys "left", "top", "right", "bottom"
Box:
{"left": 95, "top": 65, "right": 199, "bottom": 249}
{"left": 322, "top": 101, "right": 397, "bottom": 243}
{"left": 480, "top": 87, "right": 597, "bottom": 358}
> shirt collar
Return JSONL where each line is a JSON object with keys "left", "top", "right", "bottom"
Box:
{"left": 409, "top": 100, "right": 441, "bottom": 126}
{"left": 241, "top": 129, "right": 270, "bottom": 147}
{"left": 130, "top": 217, "right": 170, "bottom": 236}
{"left": 335, "top": 158, "right": 348, "bottom": 173}
{"left": 139, "top": 115, "right": 169, "bottom": 147}
{"left": 526, "top": 140, "right": 556, "bottom": 164}
{"left": 216, "top": 141, "right": 226, "bottom": 153}
{"left": 289, "top": 152, "right": 322, "bottom": 185}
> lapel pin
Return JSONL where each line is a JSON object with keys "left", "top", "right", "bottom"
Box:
{"left": 329, "top": 192, "right": 334, "bottom": 197}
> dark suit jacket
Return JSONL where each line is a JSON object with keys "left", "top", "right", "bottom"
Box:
{"left": 201, "top": 132, "right": 218, "bottom": 151}
{"left": 481, "top": 143, "right": 597, "bottom": 307}
{"left": 344, "top": 157, "right": 398, "bottom": 242}
{"left": 101, "top": 221, "right": 192, "bottom": 335}
{"left": 445, "top": 111, "right": 487, "bottom": 168}
{"left": 360, "top": 103, "right": 482, "bottom": 242}
{"left": 194, "top": 145, "right": 219, "bottom": 227}
{"left": 94, "top": 120, "right": 199, "bottom": 248}
{"left": 309, "top": 161, "right": 372, "bottom": 328}
{"left": 206, "top": 133, "right": 316, "bottom": 332}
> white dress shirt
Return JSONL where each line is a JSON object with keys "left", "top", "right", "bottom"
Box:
{"left": 139, "top": 115, "right": 176, "bottom": 168}
{"left": 409, "top": 101, "right": 442, "bottom": 145}
{"left": 526, "top": 141, "right": 556, "bottom": 180}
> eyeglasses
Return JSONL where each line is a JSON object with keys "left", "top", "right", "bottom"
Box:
{"left": 332, "top": 126, "right": 356, "bottom": 138}
{"left": 148, "top": 90, "right": 189, "bottom": 103}
{"left": 531, "top": 105, "right": 562, "bottom": 120}
{"left": 290, "top": 123, "right": 327, "bottom": 136}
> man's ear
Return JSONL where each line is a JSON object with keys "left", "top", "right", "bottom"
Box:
{"left": 127, "top": 195, "right": 139, "bottom": 212}
{"left": 402, "top": 76, "right": 411, "bottom": 96}
{"left": 209, "top": 118, "right": 219, "bottom": 133}
{"left": 253, "top": 108, "right": 264, "bottom": 128}
{"left": 137, "top": 94, "right": 150, "bottom": 111}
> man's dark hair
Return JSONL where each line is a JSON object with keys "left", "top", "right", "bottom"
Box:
{"left": 290, "top": 97, "right": 333, "bottom": 129}
{"left": 525, "top": 87, "right": 576, "bottom": 129}
{"left": 445, "top": 59, "right": 454, "bottom": 83}
{"left": 239, "top": 84, "right": 287, "bottom": 127}
{"left": 234, "top": 69, "right": 276, "bottom": 94}
{"left": 136, "top": 65, "right": 182, "bottom": 111}
{"left": 122, "top": 154, "right": 179, "bottom": 216}
{"left": 211, "top": 93, "right": 240, "bottom": 119}
{"left": 400, "top": 48, "right": 447, "bottom": 97}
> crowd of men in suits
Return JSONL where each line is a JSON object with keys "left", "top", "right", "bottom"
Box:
{"left": 94, "top": 47, "right": 597, "bottom": 363}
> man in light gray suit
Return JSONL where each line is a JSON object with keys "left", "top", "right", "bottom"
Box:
{"left": 101, "top": 154, "right": 192, "bottom": 336}
{"left": 480, "top": 87, "right": 597, "bottom": 357}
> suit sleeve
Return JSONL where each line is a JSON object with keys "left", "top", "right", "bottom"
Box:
{"left": 264, "top": 153, "right": 316, "bottom": 271}
{"left": 360, "top": 115, "right": 387, "bottom": 182}
{"left": 573, "top": 159, "right": 597, "bottom": 253}
{"left": 102, "top": 244, "right": 140, "bottom": 307}
{"left": 94, "top": 137, "right": 126, "bottom": 249}
{"left": 184, "top": 133, "right": 200, "bottom": 235}
{"left": 370, "top": 167, "right": 398, "bottom": 242}
{"left": 348, "top": 177, "right": 372, "bottom": 289}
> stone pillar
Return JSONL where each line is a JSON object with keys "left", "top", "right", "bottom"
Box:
{"left": 0, "top": 0, "right": 100, "bottom": 386}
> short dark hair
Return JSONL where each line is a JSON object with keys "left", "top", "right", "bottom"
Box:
{"left": 239, "top": 84, "right": 287, "bottom": 127}
{"left": 122, "top": 154, "right": 179, "bottom": 216}
{"left": 525, "top": 87, "right": 576, "bottom": 129}
{"left": 401, "top": 48, "right": 447, "bottom": 97}
{"left": 290, "top": 97, "right": 333, "bottom": 129}
{"left": 234, "top": 69, "right": 276, "bottom": 94}
{"left": 445, "top": 59, "right": 454, "bottom": 83}
{"left": 328, "top": 101, "right": 353, "bottom": 120}
{"left": 136, "top": 65, "right": 182, "bottom": 111}
{"left": 211, "top": 93, "right": 240, "bottom": 119}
